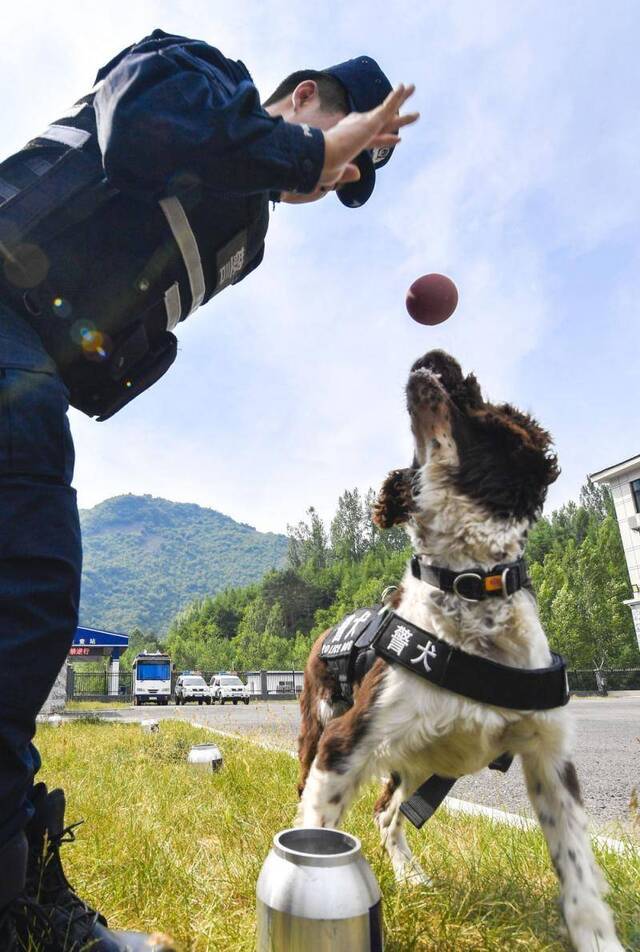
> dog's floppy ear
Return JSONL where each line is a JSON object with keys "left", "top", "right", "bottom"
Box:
{"left": 490, "top": 403, "right": 560, "bottom": 489}
{"left": 372, "top": 468, "right": 416, "bottom": 528}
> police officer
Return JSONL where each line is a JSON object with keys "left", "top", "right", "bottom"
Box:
{"left": 0, "top": 28, "right": 417, "bottom": 950}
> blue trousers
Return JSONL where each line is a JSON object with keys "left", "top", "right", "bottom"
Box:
{"left": 0, "top": 301, "right": 81, "bottom": 847}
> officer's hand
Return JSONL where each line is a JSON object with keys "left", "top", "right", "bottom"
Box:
{"left": 319, "top": 84, "right": 418, "bottom": 189}
{"left": 280, "top": 184, "right": 330, "bottom": 204}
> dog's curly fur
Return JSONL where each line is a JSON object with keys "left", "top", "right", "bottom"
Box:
{"left": 296, "top": 350, "right": 623, "bottom": 952}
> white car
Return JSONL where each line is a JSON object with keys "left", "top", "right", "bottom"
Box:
{"left": 175, "top": 674, "right": 211, "bottom": 705}
{"left": 210, "top": 674, "right": 251, "bottom": 705}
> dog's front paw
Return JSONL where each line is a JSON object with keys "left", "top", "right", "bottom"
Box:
{"left": 570, "top": 932, "right": 624, "bottom": 952}
{"left": 294, "top": 798, "right": 329, "bottom": 829}
{"left": 393, "top": 857, "right": 432, "bottom": 888}
{"left": 565, "top": 904, "right": 624, "bottom": 952}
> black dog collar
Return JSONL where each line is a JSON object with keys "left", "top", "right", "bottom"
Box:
{"left": 411, "top": 555, "right": 530, "bottom": 602}
{"left": 372, "top": 610, "right": 569, "bottom": 711}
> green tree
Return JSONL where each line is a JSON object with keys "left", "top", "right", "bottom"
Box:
{"left": 261, "top": 569, "right": 329, "bottom": 636}
{"left": 287, "top": 507, "right": 328, "bottom": 570}
{"left": 120, "top": 627, "right": 164, "bottom": 670}
{"left": 331, "top": 489, "right": 368, "bottom": 562}
{"left": 530, "top": 483, "right": 639, "bottom": 669}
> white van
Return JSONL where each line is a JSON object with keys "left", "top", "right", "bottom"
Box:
{"left": 210, "top": 674, "right": 250, "bottom": 705}
{"left": 175, "top": 674, "right": 211, "bottom": 705}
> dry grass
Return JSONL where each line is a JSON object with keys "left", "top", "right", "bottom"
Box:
{"left": 35, "top": 720, "right": 639, "bottom": 951}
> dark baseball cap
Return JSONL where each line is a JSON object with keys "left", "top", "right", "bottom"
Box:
{"left": 323, "top": 56, "right": 395, "bottom": 208}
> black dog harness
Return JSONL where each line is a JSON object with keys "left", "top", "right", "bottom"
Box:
{"left": 320, "top": 578, "right": 569, "bottom": 827}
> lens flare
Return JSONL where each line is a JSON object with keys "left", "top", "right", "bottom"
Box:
{"left": 3, "top": 243, "right": 50, "bottom": 289}
{"left": 70, "top": 321, "right": 112, "bottom": 361}
{"left": 71, "top": 320, "right": 96, "bottom": 346}
{"left": 83, "top": 330, "right": 112, "bottom": 362}
{"left": 51, "top": 296, "right": 72, "bottom": 319}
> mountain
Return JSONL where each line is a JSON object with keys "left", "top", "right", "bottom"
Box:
{"left": 78, "top": 495, "right": 288, "bottom": 635}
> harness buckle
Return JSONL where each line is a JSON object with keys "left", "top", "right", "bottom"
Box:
{"left": 452, "top": 572, "right": 484, "bottom": 602}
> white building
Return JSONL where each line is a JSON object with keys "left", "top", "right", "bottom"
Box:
{"left": 591, "top": 453, "right": 640, "bottom": 649}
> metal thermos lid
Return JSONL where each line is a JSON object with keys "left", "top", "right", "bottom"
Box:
{"left": 273, "top": 828, "right": 361, "bottom": 868}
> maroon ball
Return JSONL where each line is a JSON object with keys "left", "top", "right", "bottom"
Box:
{"left": 406, "top": 273, "right": 459, "bottom": 326}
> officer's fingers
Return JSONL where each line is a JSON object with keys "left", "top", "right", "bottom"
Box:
{"left": 280, "top": 189, "right": 328, "bottom": 204}
{"left": 390, "top": 111, "right": 420, "bottom": 130}
{"left": 394, "top": 83, "right": 416, "bottom": 108}
{"left": 367, "top": 133, "right": 401, "bottom": 150}
{"left": 370, "top": 114, "right": 418, "bottom": 144}
{"left": 377, "top": 84, "right": 407, "bottom": 113}
{"left": 329, "top": 113, "right": 392, "bottom": 161}
{"left": 373, "top": 84, "right": 415, "bottom": 125}
{"left": 373, "top": 132, "right": 402, "bottom": 144}
{"left": 319, "top": 159, "right": 360, "bottom": 188}
{"left": 357, "top": 92, "right": 415, "bottom": 146}
{"left": 290, "top": 184, "right": 332, "bottom": 203}
{"left": 336, "top": 163, "right": 361, "bottom": 184}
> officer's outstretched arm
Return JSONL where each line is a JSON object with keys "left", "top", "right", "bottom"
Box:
{"left": 93, "top": 45, "right": 324, "bottom": 200}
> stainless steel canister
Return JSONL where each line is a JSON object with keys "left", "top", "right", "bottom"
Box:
{"left": 187, "top": 743, "right": 223, "bottom": 770}
{"left": 256, "top": 827, "right": 383, "bottom": 951}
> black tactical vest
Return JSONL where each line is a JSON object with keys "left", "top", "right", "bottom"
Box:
{"left": 0, "top": 91, "right": 269, "bottom": 419}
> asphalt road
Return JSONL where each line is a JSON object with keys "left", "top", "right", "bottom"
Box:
{"left": 90, "top": 695, "right": 640, "bottom": 837}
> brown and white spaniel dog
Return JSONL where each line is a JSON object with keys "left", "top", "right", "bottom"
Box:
{"left": 296, "top": 351, "right": 623, "bottom": 952}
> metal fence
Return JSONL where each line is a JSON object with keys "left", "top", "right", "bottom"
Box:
{"left": 568, "top": 668, "right": 640, "bottom": 693}
{"left": 66, "top": 668, "right": 304, "bottom": 701}
{"left": 247, "top": 671, "right": 304, "bottom": 700}
{"left": 67, "top": 669, "right": 133, "bottom": 700}
{"left": 66, "top": 666, "right": 640, "bottom": 702}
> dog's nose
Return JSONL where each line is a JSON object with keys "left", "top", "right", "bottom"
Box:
{"left": 410, "top": 351, "right": 464, "bottom": 388}
{"left": 410, "top": 353, "right": 438, "bottom": 375}
{"left": 406, "top": 368, "right": 445, "bottom": 408}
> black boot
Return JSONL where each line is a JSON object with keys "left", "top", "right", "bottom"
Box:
{"left": 0, "top": 830, "right": 57, "bottom": 951}
{"left": 25, "top": 783, "right": 175, "bottom": 951}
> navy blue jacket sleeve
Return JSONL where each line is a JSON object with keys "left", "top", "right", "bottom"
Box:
{"left": 93, "top": 41, "right": 325, "bottom": 199}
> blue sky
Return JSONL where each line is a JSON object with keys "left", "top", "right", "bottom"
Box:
{"left": 2, "top": 0, "right": 638, "bottom": 533}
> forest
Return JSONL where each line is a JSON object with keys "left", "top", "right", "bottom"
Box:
{"left": 122, "top": 480, "right": 639, "bottom": 674}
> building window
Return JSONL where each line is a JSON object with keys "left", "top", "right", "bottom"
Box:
{"left": 632, "top": 478, "right": 640, "bottom": 513}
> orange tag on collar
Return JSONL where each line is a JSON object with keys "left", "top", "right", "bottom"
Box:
{"left": 484, "top": 575, "right": 503, "bottom": 593}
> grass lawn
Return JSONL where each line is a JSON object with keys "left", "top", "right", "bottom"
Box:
{"left": 64, "top": 700, "right": 132, "bottom": 711}
{"left": 35, "top": 721, "right": 639, "bottom": 951}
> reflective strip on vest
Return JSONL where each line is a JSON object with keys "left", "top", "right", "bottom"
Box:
{"left": 24, "top": 156, "right": 53, "bottom": 177}
{"left": 159, "top": 196, "right": 205, "bottom": 315}
{"left": 0, "top": 178, "right": 19, "bottom": 202}
{"left": 164, "top": 281, "right": 182, "bottom": 331}
{"left": 38, "top": 124, "right": 91, "bottom": 148}
{"left": 0, "top": 156, "right": 52, "bottom": 205}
